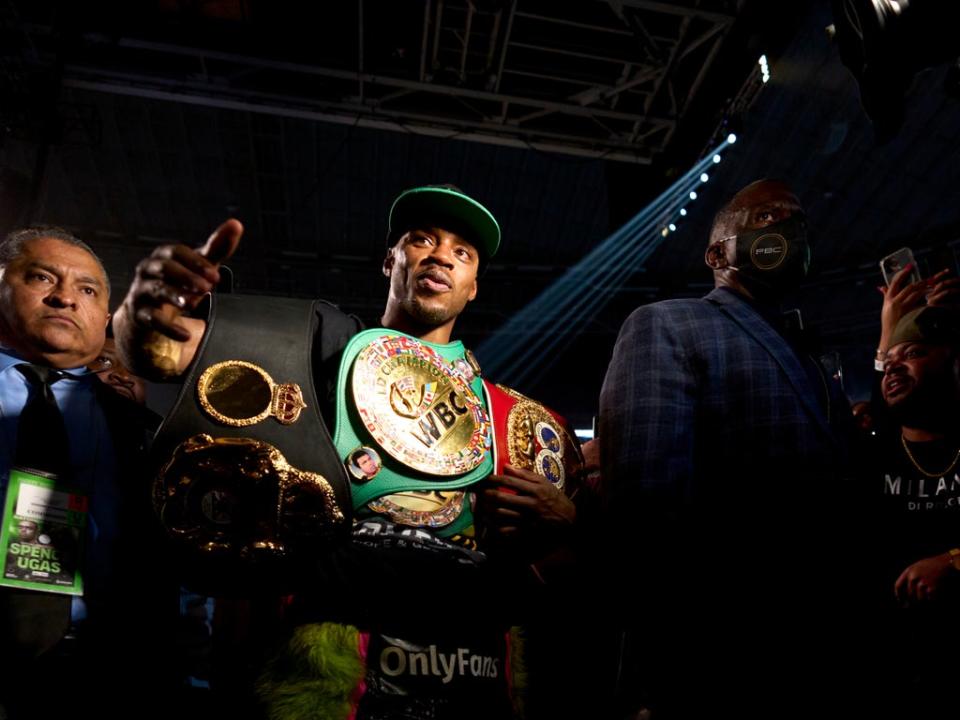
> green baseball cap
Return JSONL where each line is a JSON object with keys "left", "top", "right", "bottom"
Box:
{"left": 387, "top": 184, "right": 501, "bottom": 260}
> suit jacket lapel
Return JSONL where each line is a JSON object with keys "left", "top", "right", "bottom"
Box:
{"left": 705, "top": 288, "right": 837, "bottom": 445}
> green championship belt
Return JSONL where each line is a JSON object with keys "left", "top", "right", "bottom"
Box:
{"left": 333, "top": 330, "right": 492, "bottom": 535}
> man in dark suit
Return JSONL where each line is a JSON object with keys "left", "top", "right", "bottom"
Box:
{"left": 599, "top": 180, "right": 852, "bottom": 719}
{"left": 0, "top": 227, "right": 175, "bottom": 719}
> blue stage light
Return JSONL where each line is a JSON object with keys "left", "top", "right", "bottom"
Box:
{"left": 689, "top": 191, "right": 698, "bottom": 200}
{"left": 727, "top": 133, "right": 737, "bottom": 144}
{"left": 700, "top": 173, "right": 709, "bottom": 183}
{"left": 668, "top": 223, "right": 677, "bottom": 232}
{"left": 713, "top": 154, "right": 721, "bottom": 164}
{"left": 476, "top": 136, "right": 734, "bottom": 385}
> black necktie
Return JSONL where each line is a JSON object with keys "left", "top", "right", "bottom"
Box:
{"left": 0, "top": 363, "right": 72, "bottom": 661}
{"left": 14, "top": 363, "right": 70, "bottom": 477}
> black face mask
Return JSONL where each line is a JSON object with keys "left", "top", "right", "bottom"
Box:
{"left": 726, "top": 213, "right": 811, "bottom": 291}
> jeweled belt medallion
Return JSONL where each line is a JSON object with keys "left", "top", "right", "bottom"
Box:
{"left": 352, "top": 336, "right": 490, "bottom": 476}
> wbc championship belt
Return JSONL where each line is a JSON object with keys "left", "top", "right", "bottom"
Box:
{"left": 333, "top": 330, "right": 493, "bottom": 536}
{"left": 149, "top": 294, "right": 355, "bottom": 590}
{"left": 484, "top": 382, "right": 584, "bottom": 492}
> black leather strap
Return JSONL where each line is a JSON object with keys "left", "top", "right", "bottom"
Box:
{"left": 149, "top": 293, "right": 360, "bottom": 591}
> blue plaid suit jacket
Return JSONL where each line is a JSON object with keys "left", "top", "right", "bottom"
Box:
{"left": 599, "top": 287, "right": 846, "bottom": 521}
{"left": 598, "top": 287, "right": 860, "bottom": 720}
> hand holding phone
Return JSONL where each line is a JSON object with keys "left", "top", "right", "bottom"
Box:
{"left": 879, "top": 247, "right": 927, "bottom": 354}
{"left": 880, "top": 247, "right": 921, "bottom": 287}
{"left": 925, "top": 268, "right": 960, "bottom": 307}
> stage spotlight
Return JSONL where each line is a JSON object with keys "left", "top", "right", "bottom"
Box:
{"left": 689, "top": 191, "right": 698, "bottom": 200}
{"left": 700, "top": 173, "right": 709, "bottom": 183}
{"left": 713, "top": 154, "right": 722, "bottom": 163}
{"left": 475, "top": 134, "right": 732, "bottom": 385}
{"left": 758, "top": 54, "right": 771, "bottom": 83}
{"left": 727, "top": 133, "right": 737, "bottom": 144}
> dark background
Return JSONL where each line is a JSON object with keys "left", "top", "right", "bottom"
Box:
{"left": 3, "top": 0, "right": 959, "bottom": 426}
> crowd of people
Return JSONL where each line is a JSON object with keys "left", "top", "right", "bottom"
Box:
{"left": 0, "top": 179, "right": 956, "bottom": 720}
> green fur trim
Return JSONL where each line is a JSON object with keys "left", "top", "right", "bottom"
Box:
{"left": 509, "top": 626, "right": 527, "bottom": 720}
{"left": 256, "top": 623, "right": 366, "bottom": 720}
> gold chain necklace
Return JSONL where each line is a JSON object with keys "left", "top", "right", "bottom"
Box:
{"left": 900, "top": 434, "right": 960, "bottom": 479}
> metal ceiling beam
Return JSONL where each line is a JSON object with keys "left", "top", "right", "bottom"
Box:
{"left": 15, "top": 2, "right": 742, "bottom": 169}
{"left": 374, "top": 89, "right": 415, "bottom": 106}
{"left": 485, "top": 5, "right": 502, "bottom": 72}
{"left": 459, "top": 0, "right": 474, "bottom": 82}
{"left": 570, "top": 65, "right": 660, "bottom": 106}
{"left": 76, "top": 38, "right": 672, "bottom": 125}
{"left": 514, "top": 108, "right": 552, "bottom": 124}
{"left": 630, "top": 14, "right": 692, "bottom": 143}
{"left": 23, "top": 5, "right": 742, "bottom": 164}
{"left": 678, "top": 20, "right": 730, "bottom": 62}
{"left": 65, "top": 67, "right": 670, "bottom": 146}
{"left": 606, "top": 3, "right": 663, "bottom": 62}
{"left": 610, "top": 63, "right": 632, "bottom": 109}
{"left": 503, "top": 67, "right": 631, "bottom": 89}
{"left": 493, "top": 0, "right": 516, "bottom": 93}
{"left": 600, "top": 0, "right": 735, "bottom": 23}
{"left": 63, "top": 76, "right": 655, "bottom": 163}
{"left": 419, "top": 0, "right": 430, "bottom": 81}
{"left": 513, "top": 11, "right": 634, "bottom": 36}
{"left": 432, "top": 0, "right": 444, "bottom": 73}
{"left": 509, "top": 40, "right": 646, "bottom": 66}
{"left": 357, "top": 0, "right": 364, "bottom": 101}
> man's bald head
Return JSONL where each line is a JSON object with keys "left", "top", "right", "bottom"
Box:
{"left": 708, "top": 179, "right": 799, "bottom": 246}
{"left": 703, "top": 178, "right": 806, "bottom": 302}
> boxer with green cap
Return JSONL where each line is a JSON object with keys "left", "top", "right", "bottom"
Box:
{"left": 387, "top": 184, "right": 501, "bottom": 263}
{"left": 114, "top": 182, "right": 581, "bottom": 720}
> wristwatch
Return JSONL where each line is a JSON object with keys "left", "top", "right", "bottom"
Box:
{"left": 874, "top": 348, "right": 886, "bottom": 373}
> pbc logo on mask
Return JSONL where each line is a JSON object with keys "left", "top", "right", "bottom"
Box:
{"left": 750, "top": 232, "right": 788, "bottom": 270}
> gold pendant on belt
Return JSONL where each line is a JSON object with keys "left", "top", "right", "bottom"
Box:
{"left": 197, "top": 360, "right": 307, "bottom": 427}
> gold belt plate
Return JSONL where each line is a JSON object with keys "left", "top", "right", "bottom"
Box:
{"left": 352, "top": 336, "right": 490, "bottom": 476}
{"left": 367, "top": 490, "right": 466, "bottom": 528}
{"left": 504, "top": 395, "right": 578, "bottom": 491}
{"left": 197, "top": 360, "right": 306, "bottom": 427}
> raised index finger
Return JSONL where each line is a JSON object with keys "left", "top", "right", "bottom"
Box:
{"left": 154, "top": 244, "right": 221, "bottom": 285}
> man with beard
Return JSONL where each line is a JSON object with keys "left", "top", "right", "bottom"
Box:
{"left": 864, "top": 305, "right": 960, "bottom": 719}
{"left": 599, "top": 179, "right": 852, "bottom": 719}
{"left": 114, "top": 185, "right": 580, "bottom": 720}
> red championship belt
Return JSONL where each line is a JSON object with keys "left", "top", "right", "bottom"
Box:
{"left": 483, "top": 381, "right": 584, "bottom": 493}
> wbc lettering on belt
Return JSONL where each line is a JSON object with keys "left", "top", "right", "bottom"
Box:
{"left": 352, "top": 337, "right": 490, "bottom": 477}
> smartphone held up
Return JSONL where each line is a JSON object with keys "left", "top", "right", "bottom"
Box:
{"left": 880, "top": 247, "right": 920, "bottom": 287}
